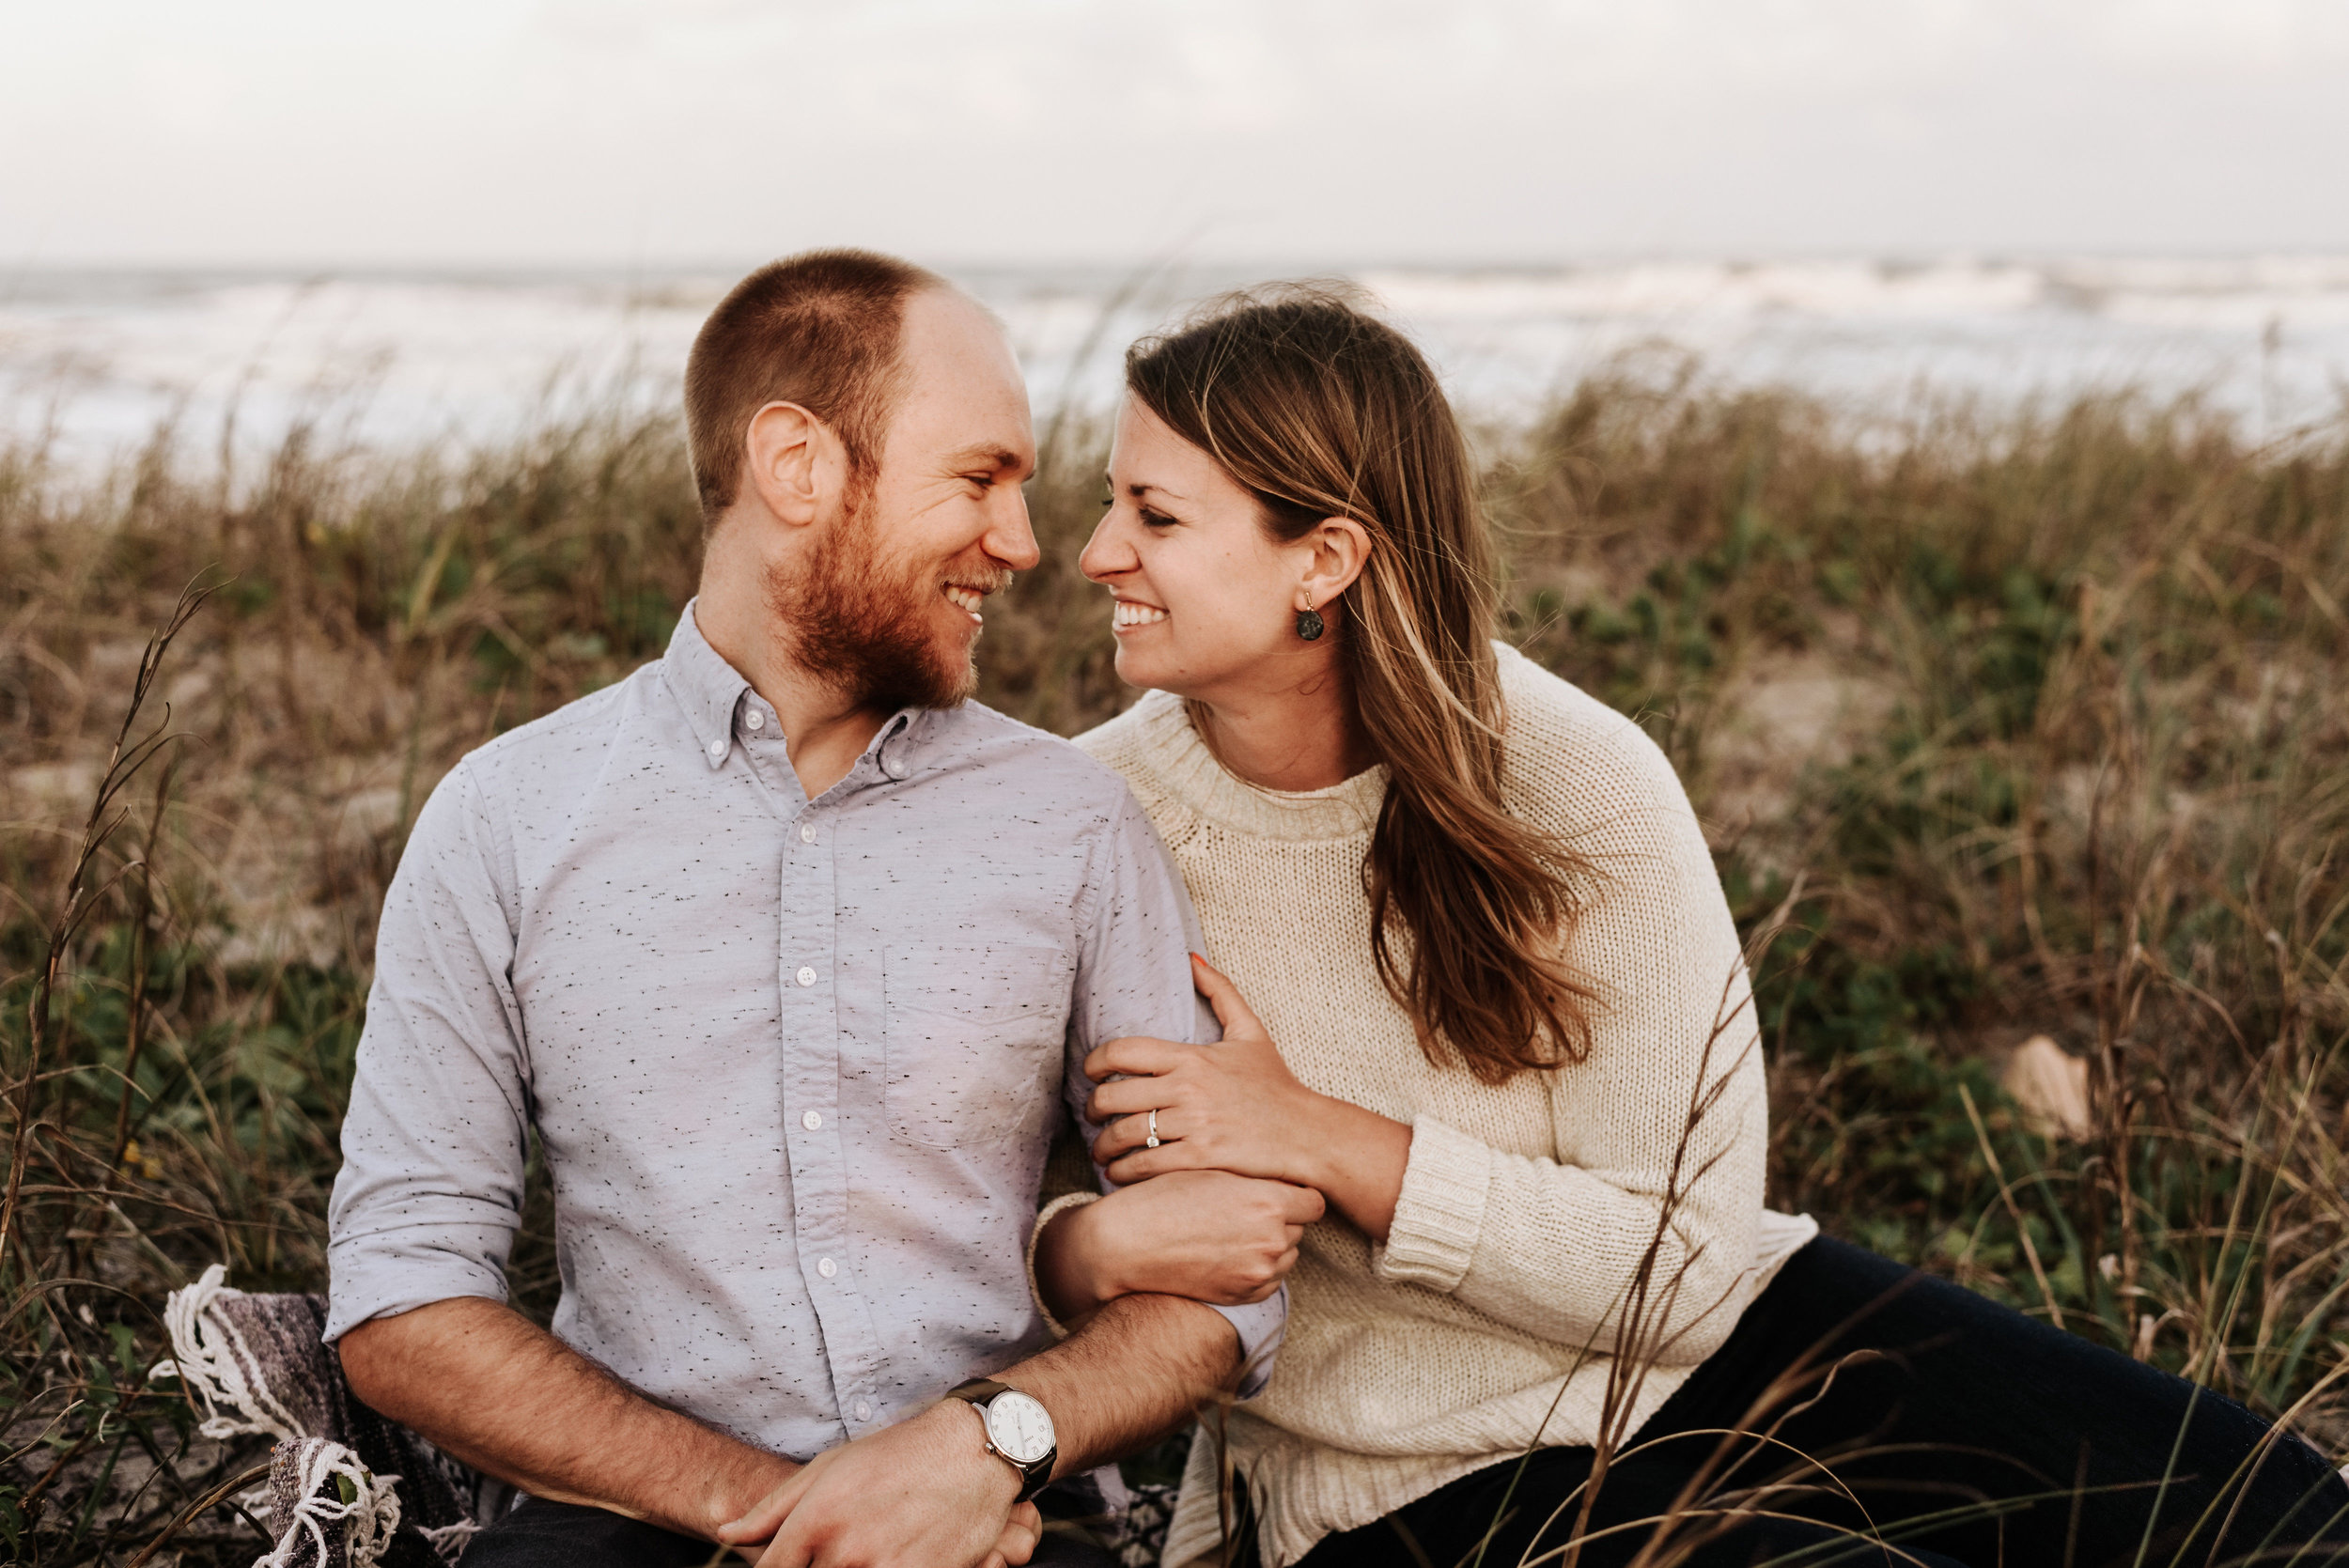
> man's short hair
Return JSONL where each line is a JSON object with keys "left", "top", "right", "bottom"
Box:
{"left": 684, "top": 248, "right": 945, "bottom": 529}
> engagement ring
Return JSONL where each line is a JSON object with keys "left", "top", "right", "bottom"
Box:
{"left": 1145, "top": 1109, "right": 1160, "bottom": 1149}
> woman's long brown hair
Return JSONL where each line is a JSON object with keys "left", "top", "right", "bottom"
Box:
{"left": 1126, "top": 284, "right": 1600, "bottom": 1083}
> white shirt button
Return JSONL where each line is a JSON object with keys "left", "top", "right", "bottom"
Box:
{"left": 707, "top": 739, "right": 724, "bottom": 757}
{"left": 745, "top": 709, "right": 764, "bottom": 731}
{"left": 854, "top": 1401, "right": 872, "bottom": 1422}
{"left": 796, "top": 966, "right": 817, "bottom": 987}
{"left": 799, "top": 821, "right": 817, "bottom": 844}
{"left": 817, "top": 1257, "right": 838, "bottom": 1279}
{"left": 801, "top": 1110, "right": 822, "bottom": 1131}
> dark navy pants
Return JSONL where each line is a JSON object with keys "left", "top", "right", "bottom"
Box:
{"left": 461, "top": 1482, "right": 1119, "bottom": 1567}
{"left": 1286, "top": 1236, "right": 2349, "bottom": 1568}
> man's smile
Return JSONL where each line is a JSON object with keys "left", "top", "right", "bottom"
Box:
{"left": 941, "top": 570, "right": 1012, "bottom": 624}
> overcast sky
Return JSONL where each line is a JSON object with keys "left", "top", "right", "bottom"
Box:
{"left": 7, "top": 0, "right": 2347, "bottom": 270}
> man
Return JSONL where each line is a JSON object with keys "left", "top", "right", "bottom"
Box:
{"left": 326, "top": 250, "right": 1320, "bottom": 1568}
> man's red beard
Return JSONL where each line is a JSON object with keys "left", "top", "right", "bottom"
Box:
{"left": 768, "top": 489, "right": 988, "bottom": 713}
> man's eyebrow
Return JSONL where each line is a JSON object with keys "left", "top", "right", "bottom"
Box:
{"left": 948, "top": 443, "right": 1029, "bottom": 473}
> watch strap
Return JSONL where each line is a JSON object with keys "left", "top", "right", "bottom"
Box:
{"left": 946, "top": 1378, "right": 1056, "bottom": 1503}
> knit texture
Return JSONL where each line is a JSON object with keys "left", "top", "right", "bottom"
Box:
{"left": 1075, "top": 644, "right": 1814, "bottom": 1568}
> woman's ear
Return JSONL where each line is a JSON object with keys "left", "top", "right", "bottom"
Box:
{"left": 1297, "top": 517, "right": 1373, "bottom": 613}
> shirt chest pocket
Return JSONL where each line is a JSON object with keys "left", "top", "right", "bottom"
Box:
{"left": 883, "top": 943, "right": 1072, "bottom": 1149}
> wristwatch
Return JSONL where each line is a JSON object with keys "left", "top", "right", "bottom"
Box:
{"left": 947, "top": 1377, "right": 1058, "bottom": 1503}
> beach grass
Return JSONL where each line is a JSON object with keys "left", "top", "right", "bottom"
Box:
{"left": 2, "top": 369, "right": 2345, "bottom": 1561}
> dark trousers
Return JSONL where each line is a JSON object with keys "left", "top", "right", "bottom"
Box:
{"left": 459, "top": 1482, "right": 1121, "bottom": 1567}
{"left": 1292, "top": 1237, "right": 2349, "bottom": 1568}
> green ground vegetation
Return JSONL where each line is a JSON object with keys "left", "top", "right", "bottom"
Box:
{"left": 3, "top": 372, "right": 2345, "bottom": 1561}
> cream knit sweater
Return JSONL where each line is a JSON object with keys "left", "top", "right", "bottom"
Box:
{"left": 1070, "top": 644, "right": 1815, "bottom": 1568}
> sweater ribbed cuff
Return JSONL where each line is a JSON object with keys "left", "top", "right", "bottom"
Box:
{"left": 1026, "top": 1190, "right": 1101, "bottom": 1339}
{"left": 1372, "top": 1118, "right": 1491, "bottom": 1294}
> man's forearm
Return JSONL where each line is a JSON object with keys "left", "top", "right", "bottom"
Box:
{"left": 337, "top": 1296, "right": 794, "bottom": 1539}
{"left": 993, "top": 1292, "right": 1242, "bottom": 1476}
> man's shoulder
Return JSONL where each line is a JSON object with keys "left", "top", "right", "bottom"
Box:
{"left": 453, "top": 666, "right": 653, "bottom": 786}
{"left": 929, "top": 700, "right": 1144, "bottom": 820}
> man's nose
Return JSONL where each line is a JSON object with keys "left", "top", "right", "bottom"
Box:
{"left": 988, "top": 487, "right": 1042, "bottom": 573}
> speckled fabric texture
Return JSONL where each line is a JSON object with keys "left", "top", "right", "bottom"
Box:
{"left": 1076, "top": 644, "right": 1816, "bottom": 1568}
{"left": 327, "top": 602, "right": 1282, "bottom": 1463}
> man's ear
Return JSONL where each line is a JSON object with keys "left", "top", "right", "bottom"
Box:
{"left": 741, "top": 402, "right": 846, "bottom": 529}
{"left": 1297, "top": 517, "right": 1372, "bottom": 614}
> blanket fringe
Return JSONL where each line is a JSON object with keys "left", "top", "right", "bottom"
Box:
{"left": 151, "top": 1264, "right": 307, "bottom": 1442}
{"left": 419, "top": 1518, "right": 485, "bottom": 1563}
{"left": 257, "top": 1439, "right": 402, "bottom": 1568}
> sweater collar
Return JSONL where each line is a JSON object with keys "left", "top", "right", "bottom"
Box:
{"left": 1124, "top": 690, "right": 1390, "bottom": 843}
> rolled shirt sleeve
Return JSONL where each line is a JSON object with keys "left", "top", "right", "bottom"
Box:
{"left": 1063, "top": 792, "right": 1287, "bottom": 1398}
{"left": 325, "top": 761, "right": 532, "bottom": 1343}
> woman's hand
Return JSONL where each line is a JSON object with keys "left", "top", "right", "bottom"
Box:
{"left": 1034, "top": 1170, "right": 1325, "bottom": 1322}
{"left": 1083, "top": 955, "right": 1414, "bottom": 1239}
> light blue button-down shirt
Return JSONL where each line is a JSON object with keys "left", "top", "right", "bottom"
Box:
{"left": 326, "top": 603, "right": 1280, "bottom": 1458}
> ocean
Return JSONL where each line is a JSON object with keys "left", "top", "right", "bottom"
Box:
{"left": 5, "top": 256, "right": 2347, "bottom": 474}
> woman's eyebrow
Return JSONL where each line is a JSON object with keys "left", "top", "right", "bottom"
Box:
{"left": 1123, "top": 480, "right": 1189, "bottom": 503}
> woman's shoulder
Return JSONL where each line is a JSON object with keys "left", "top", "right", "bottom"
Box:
{"left": 1490, "top": 641, "right": 1693, "bottom": 831}
{"left": 1072, "top": 690, "right": 1190, "bottom": 800}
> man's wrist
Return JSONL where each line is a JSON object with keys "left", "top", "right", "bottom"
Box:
{"left": 702, "top": 1448, "right": 799, "bottom": 1539}
{"left": 927, "top": 1397, "right": 1029, "bottom": 1503}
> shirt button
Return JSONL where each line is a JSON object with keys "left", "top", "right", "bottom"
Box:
{"left": 801, "top": 1110, "right": 822, "bottom": 1131}
{"left": 854, "top": 1401, "right": 872, "bottom": 1422}
{"left": 799, "top": 822, "right": 817, "bottom": 844}
{"left": 707, "top": 739, "right": 724, "bottom": 758}
{"left": 745, "top": 709, "right": 764, "bottom": 731}
{"left": 796, "top": 967, "right": 817, "bottom": 987}
{"left": 817, "top": 1257, "right": 838, "bottom": 1279}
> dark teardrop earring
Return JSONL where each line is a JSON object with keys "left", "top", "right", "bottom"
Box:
{"left": 1295, "top": 608, "right": 1326, "bottom": 642}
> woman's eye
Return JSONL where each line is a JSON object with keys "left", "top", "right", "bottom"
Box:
{"left": 1139, "top": 507, "right": 1176, "bottom": 529}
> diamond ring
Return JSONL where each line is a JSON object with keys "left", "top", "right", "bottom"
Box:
{"left": 1145, "top": 1109, "right": 1161, "bottom": 1150}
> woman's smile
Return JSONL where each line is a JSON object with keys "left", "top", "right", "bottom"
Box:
{"left": 1111, "top": 597, "right": 1169, "bottom": 632}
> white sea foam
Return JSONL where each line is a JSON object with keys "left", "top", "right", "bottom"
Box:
{"left": 3, "top": 256, "right": 2345, "bottom": 475}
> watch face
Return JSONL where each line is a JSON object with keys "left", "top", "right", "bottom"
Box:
{"left": 985, "top": 1389, "right": 1055, "bottom": 1466}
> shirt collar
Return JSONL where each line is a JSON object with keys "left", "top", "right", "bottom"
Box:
{"left": 664, "top": 598, "right": 939, "bottom": 780}
{"left": 666, "top": 599, "right": 754, "bottom": 769}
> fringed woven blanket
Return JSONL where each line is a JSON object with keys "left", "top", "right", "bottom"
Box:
{"left": 155, "top": 1265, "right": 508, "bottom": 1568}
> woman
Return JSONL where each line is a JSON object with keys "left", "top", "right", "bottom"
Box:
{"left": 1031, "top": 286, "right": 2349, "bottom": 1568}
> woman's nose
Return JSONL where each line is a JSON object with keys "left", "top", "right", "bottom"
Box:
{"left": 1078, "top": 509, "right": 1132, "bottom": 582}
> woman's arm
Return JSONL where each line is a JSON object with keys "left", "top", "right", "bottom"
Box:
{"left": 1032, "top": 1169, "right": 1324, "bottom": 1324}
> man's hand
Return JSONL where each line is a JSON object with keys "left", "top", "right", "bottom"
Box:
{"left": 1038, "top": 1170, "right": 1322, "bottom": 1323}
{"left": 715, "top": 1400, "right": 1037, "bottom": 1568}
{"left": 721, "top": 1292, "right": 1245, "bottom": 1566}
